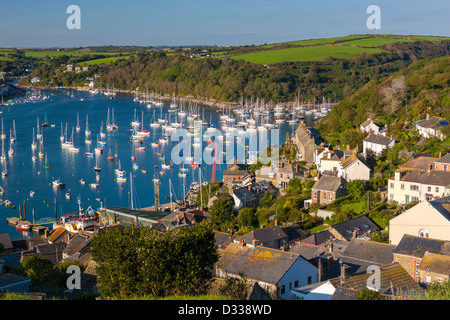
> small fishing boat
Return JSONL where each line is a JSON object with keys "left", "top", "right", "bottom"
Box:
{"left": 16, "top": 222, "right": 31, "bottom": 231}
{"left": 29, "top": 191, "right": 35, "bottom": 197}
{"left": 80, "top": 179, "right": 86, "bottom": 185}
{"left": 65, "top": 193, "right": 72, "bottom": 199}
{"left": 52, "top": 179, "right": 65, "bottom": 188}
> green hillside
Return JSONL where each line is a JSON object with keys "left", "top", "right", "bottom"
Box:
{"left": 229, "top": 34, "right": 449, "bottom": 64}
{"left": 317, "top": 55, "right": 450, "bottom": 154}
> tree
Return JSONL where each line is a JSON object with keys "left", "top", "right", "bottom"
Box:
{"left": 346, "top": 180, "right": 366, "bottom": 200}
{"left": 355, "top": 288, "right": 385, "bottom": 300}
{"left": 91, "top": 223, "right": 218, "bottom": 299}
{"left": 209, "top": 197, "right": 234, "bottom": 230}
{"left": 21, "top": 255, "right": 56, "bottom": 286}
{"left": 237, "top": 207, "right": 259, "bottom": 229}
{"left": 259, "top": 190, "right": 275, "bottom": 208}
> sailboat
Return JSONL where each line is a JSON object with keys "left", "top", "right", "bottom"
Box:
{"left": 136, "top": 111, "right": 150, "bottom": 136}
{"left": 94, "top": 134, "right": 103, "bottom": 154}
{"left": 76, "top": 112, "right": 81, "bottom": 132}
{"left": 131, "top": 109, "right": 140, "bottom": 127}
{"left": 114, "top": 159, "right": 126, "bottom": 177}
{"left": 7, "top": 130, "right": 14, "bottom": 156}
{"left": 1, "top": 137, "right": 6, "bottom": 162}
{"left": 42, "top": 113, "right": 48, "bottom": 127}
{"left": 31, "top": 127, "right": 37, "bottom": 150}
{"left": 0, "top": 118, "right": 5, "bottom": 140}
{"left": 85, "top": 114, "right": 91, "bottom": 137}
{"left": 106, "top": 108, "right": 119, "bottom": 131}
{"left": 93, "top": 155, "right": 101, "bottom": 172}
{"left": 10, "top": 120, "right": 16, "bottom": 143}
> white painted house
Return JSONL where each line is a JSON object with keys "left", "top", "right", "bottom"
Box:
{"left": 215, "top": 243, "right": 318, "bottom": 300}
{"left": 363, "top": 134, "right": 395, "bottom": 156}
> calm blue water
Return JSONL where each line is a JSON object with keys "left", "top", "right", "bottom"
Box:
{"left": 0, "top": 89, "right": 297, "bottom": 240}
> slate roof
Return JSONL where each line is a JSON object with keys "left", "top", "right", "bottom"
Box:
{"left": 393, "top": 234, "right": 450, "bottom": 258}
{"left": 363, "top": 134, "right": 394, "bottom": 145}
{"left": 0, "top": 233, "right": 13, "bottom": 252}
{"left": 416, "top": 116, "right": 448, "bottom": 129}
{"left": 395, "top": 170, "right": 450, "bottom": 187}
{"left": 300, "top": 230, "right": 334, "bottom": 246}
{"left": 435, "top": 153, "right": 450, "bottom": 164}
{"left": 341, "top": 154, "right": 370, "bottom": 170}
{"left": 418, "top": 252, "right": 450, "bottom": 276}
{"left": 329, "top": 263, "right": 422, "bottom": 296}
{"left": 330, "top": 215, "right": 380, "bottom": 241}
{"left": 341, "top": 238, "right": 396, "bottom": 266}
{"left": 398, "top": 156, "right": 438, "bottom": 171}
{"left": 429, "top": 196, "right": 450, "bottom": 221}
{"left": 63, "top": 234, "right": 91, "bottom": 258}
{"left": 0, "top": 273, "right": 31, "bottom": 288}
{"left": 217, "top": 243, "right": 308, "bottom": 285}
{"left": 214, "top": 231, "right": 234, "bottom": 249}
{"left": 236, "top": 226, "right": 288, "bottom": 246}
{"left": 312, "top": 175, "right": 345, "bottom": 193}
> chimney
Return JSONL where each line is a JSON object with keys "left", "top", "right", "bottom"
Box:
{"left": 340, "top": 264, "right": 351, "bottom": 280}
{"left": 426, "top": 113, "right": 430, "bottom": 120}
{"left": 328, "top": 242, "right": 333, "bottom": 253}
{"left": 327, "top": 256, "right": 334, "bottom": 269}
{"left": 352, "top": 230, "right": 357, "bottom": 239}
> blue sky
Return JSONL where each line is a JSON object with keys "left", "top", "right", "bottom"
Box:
{"left": 0, "top": 0, "right": 449, "bottom": 48}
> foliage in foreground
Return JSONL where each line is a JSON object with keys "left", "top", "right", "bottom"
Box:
{"left": 90, "top": 223, "right": 218, "bottom": 299}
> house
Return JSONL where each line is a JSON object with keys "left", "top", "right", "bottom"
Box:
{"left": 398, "top": 155, "right": 438, "bottom": 172}
{"left": 294, "top": 122, "right": 324, "bottom": 165}
{"left": 435, "top": 153, "right": 450, "bottom": 171}
{"left": 317, "top": 149, "right": 343, "bottom": 176}
{"left": 62, "top": 234, "right": 91, "bottom": 262}
{"left": 233, "top": 226, "right": 289, "bottom": 250}
{"left": 231, "top": 180, "right": 278, "bottom": 210}
{"left": 152, "top": 208, "right": 209, "bottom": 231}
{"left": 222, "top": 161, "right": 251, "bottom": 189}
{"left": 360, "top": 118, "right": 381, "bottom": 135}
{"left": 341, "top": 153, "right": 371, "bottom": 181}
{"left": 311, "top": 175, "right": 346, "bottom": 205}
{"left": 35, "top": 242, "right": 66, "bottom": 264}
{"left": 363, "top": 134, "right": 395, "bottom": 156}
{"left": 393, "top": 234, "right": 450, "bottom": 282}
{"left": 215, "top": 242, "right": 318, "bottom": 300}
{"left": 387, "top": 170, "right": 450, "bottom": 204}
{"left": 389, "top": 196, "right": 450, "bottom": 245}
{"left": 276, "top": 163, "right": 304, "bottom": 189}
{"left": 47, "top": 227, "right": 70, "bottom": 244}
{"left": 415, "top": 115, "right": 448, "bottom": 140}
{"left": 336, "top": 238, "right": 396, "bottom": 274}
{"left": 30, "top": 77, "right": 41, "bottom": 84}
{"left": 417, "top": 252, "right": 450, "bottom": 285}
{"left": 328, "top": 215, "right": 380, "bottom": 241}
{"left": 291, "top": 262, "right": 421, "bottom": 300}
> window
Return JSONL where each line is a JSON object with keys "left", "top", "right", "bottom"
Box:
{"left": 328, "top": 193, "right": 332, "bottom": 201}
{"left": 424, "top": 276, "right": 432, "bottom": 284}
{"left": 307, "top": 276, "right": 312, "bottom": 284}
{"left": 419, "top": 229, "right": 430, "bottom": 238}
{"left": 444, "top": 164, "right": 448, "bottom": 171}
{"left": 313, "top": 192, "right": 317, "bottom": 200}
{"left": 401, "top": 184, "right": 405, "bottom": 190}
{"left": 412, "top": 196, "right": 419, "bottom": 202}
{"left": 390, "top": 183, "right": 394, "bottom": 189}
{"left": 410, "top": 185, "right": 419, "bottom": 191}
{"left": 280, "top": 285, "right": 285, "bottom": 294}
{"left": 323, "top": 193, "right": 326, "bottom": 200}
{"left": 427, "top": 186, "right": 432, "bottom": 192}
{"left": 390, "top": 194, "right": 394, "bottom": 200}
{"left": 435, "top": 187, "right": 439, "bottom": 193}
{"left": 294, "top": 280, "right": 298, "bottom": 287}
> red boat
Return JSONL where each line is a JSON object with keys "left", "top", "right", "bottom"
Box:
{"left": 16, "top": 222, "right": 31, "bottom": 231}
{"left": 191, "top": 162, "right": 199, "bottom": 168}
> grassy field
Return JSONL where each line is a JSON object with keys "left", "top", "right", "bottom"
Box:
{"left": 231, "top": 45, "right": 385, "bottom": 64}
{"left": 79, "top": 55, "right": 134, "bottom": 65}
{"left": 230, "top": 34, "right": 449, "bottom": 64}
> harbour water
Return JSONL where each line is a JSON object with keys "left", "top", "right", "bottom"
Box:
{"left": 0, "top": 89, "right": 313, "bottom": 240}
